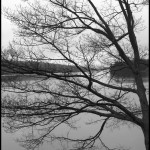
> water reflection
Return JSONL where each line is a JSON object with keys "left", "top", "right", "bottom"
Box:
{"left": 2, "top": 115, "right": 145, "bottom": 150}
{"left": 2, "top": 76, "right": 148, "bottom": 150}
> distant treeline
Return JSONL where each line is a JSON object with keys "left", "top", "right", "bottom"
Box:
{"left": 1, "top": 60, "right": 83, "bottom": 75}
{"left": 110, "top": 59, "right": 149, "bottom": 78}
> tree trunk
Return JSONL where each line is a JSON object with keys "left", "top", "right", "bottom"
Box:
{"left": 144, "top": 131, "right": 149, "bottom": 150}
{"left": 135, "top": 75, "right": 149, "bottom": 150}
{"left": 142, "top": 110, "right": 149, "bottom": 150}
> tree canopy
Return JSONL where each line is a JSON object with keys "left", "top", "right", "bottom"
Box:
{"left": 1, "top": 0, "right": 149, "bottom": 150}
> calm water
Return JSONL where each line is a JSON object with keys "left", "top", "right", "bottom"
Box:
{"left": 2, "top": 76, "right": 148, "bottom": 150}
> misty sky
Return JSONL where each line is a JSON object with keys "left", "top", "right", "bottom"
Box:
{"left": 2, "top": 0, "right": 149, "bottom": 48}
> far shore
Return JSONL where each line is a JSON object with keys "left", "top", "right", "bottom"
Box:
{"left": 1, "top": 73, "right": 149, "bottom": 83}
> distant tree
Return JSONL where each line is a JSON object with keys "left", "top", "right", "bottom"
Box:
{"left": 142, "top": 0, "right": 149, "bottom": 5}
{"left": 1, "top": 0, "right": 149, "bottom": 150}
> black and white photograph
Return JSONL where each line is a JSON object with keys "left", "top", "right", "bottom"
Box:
{"left": 2, "top": 0, "right": 149, "bottom": 150}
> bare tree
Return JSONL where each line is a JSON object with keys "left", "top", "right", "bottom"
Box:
{"left": 1, "top": 0, "right": 149, "bottom": 150}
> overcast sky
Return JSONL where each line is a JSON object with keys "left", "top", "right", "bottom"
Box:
{"left": 2, "top": 0, "right": 149, "bottom": 48}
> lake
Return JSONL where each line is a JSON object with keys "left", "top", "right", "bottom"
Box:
{"left": 1, "top": 75, "right": 149, "bottom": 150}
